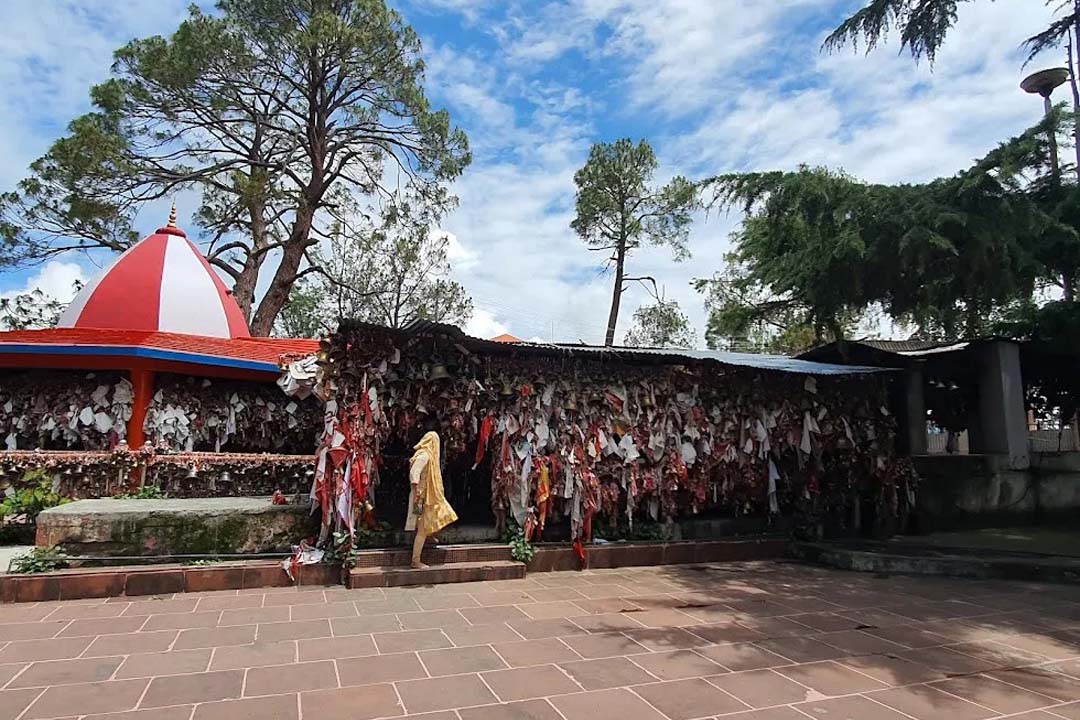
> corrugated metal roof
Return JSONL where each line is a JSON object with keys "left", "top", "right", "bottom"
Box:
{"left": 516, "top": 342, "right": 887, "bottom": 375}
{"left": 855, "top": 339, "right": 961, "bottom": 353}
{"left": 339, "top": 319, "right": 889, "bottom": 375}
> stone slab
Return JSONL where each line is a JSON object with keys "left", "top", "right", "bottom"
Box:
{"left": 36, "top": 497, "right": 316, "bottom": 556}
{"left": 348, "top": 560, "right": 525, "bottom": 588}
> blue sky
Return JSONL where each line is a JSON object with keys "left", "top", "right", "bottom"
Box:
{"left": 0, "top": 0, "right": 1060, "bottom": 343}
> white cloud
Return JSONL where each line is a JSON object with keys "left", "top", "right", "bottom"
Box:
{"left": 465, "top": 307, "right": 508, "bottom": 339}
{"left": 1, "top": 260, "right": 86, "bottom": 302}
{"left": 0, "top": 1, "right": 191, "bottom": 191}
{"left": 441, "top": 230, "right": 478, "bottom": 272}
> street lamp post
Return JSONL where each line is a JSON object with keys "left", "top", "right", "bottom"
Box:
{"left": 1021, "top": 67, "right": 1071, "bottom": 183}
{"left": 1022, "top": 66, "right": 1080, "bottom": 447}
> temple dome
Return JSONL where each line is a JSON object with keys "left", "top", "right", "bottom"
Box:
{"left": 57, "top": 213, "right": 250, "bottom": 339}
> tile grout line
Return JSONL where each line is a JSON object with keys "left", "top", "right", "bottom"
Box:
{"left": 413, "top": 649, "right": 433, "bottom": 678}
{"left": 858, "top": 692, "right": 924, "bottom": 720}
{"left": 12, "top": 687, "right": 48, "bottom": 720}
{"left": 2, "top": 658, "right": 33, "bottom": 690}
{"left": 624, "top": 684, "right": 680, "bottom": 720}
{"left": 472, "top": 668, "right": 502, "bottom": 704}
{"left": 541, "top": 696, "right": 573, "bottom": 720}
{"left": 388, "top": 675, "right": 408, "bottom": 716}
{"left": 131, "top": 673, "right": 154, "bottom": 711}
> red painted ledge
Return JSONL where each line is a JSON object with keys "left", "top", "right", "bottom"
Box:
{"left": 0, "top": 560, "right": 341, "bottom": 603}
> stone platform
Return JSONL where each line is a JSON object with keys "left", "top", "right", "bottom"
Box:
{"left": 36, "top": 497, "right": 316, "bottom": 556}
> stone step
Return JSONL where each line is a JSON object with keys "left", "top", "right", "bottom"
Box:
{"left": 351, "top": 543, "right": 512, "bottom": 568}
{"left": 348, "top": 560, "right": 525, "bottom": 588}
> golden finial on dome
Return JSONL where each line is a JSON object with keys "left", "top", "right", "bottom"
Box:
{"left": 167, "top": 201, "right": 177, "bottom": 228}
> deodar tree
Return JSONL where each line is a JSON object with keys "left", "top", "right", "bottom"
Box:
{"left": 0, "top": 0, "right": 470, "bottom": 336}
{"left": 697, "top": 113, "right": 1076, "bottom": 346}
{"left": 570, "top": 139, "right": 697, "bottom": 346}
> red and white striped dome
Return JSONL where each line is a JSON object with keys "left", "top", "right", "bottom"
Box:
{"left": 58, "top": 215, "right": 250, "bottom": 339}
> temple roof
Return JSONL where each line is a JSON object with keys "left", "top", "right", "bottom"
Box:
{"left": 58, "top": 216, "right": 250, "bottom": 339}
{"left": 0, "top": 212, "right": 317, "bottom": 379}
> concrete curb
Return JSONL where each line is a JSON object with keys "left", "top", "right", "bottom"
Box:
{"left": 790, "top": 541, "right": 1080, "bottom": 584}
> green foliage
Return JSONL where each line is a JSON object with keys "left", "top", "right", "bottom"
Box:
{"left": 8, "top": 546, "right": 70, "bottom": 574}
{"left": 275, "top": 279, "right": 331, "bottom": 338}
{"left": 325, "top": 523, "right": 395, "bottom": 569}
{"left": 0, "top": 287, "right": 75, "bottom": 330}
{"left": 301, "top": 198, "right": 474, "bottom": 331}
{"left": 823, "top": 0, "right": 1079, "bottom": 67}
{"left": 697, "top": 110, "right": 1080, "bottom": 346}
{"left": 0, "top": 471, "right": 70, "bottom": 523}
{"left": 115, "top": 484, "right": 167, "bottom": 500}
{"left": 571, "top": 138, "right": 698, "bottom": 345}
{"left": 822, "top": 0, "right": 963, "bottom": 64}
{"left": 624, "top": 300, "right": 697, "bottom": 348}
{"left": 506, "top": 523, "right": 535, "bottom": 564}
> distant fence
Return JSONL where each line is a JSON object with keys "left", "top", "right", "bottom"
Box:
{"left": 926, "top": 429, "right": 1078, "bottom": 454}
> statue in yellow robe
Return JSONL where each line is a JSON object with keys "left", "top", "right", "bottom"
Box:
{"left": 406, "top": 431, "right": 458, "bottom": 568}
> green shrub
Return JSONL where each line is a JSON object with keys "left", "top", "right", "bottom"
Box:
{"left": 506, "top": 522, "right": 536, "bottom": 564}
{"left": 115, "top": 484, "right": 166, "bottom": 500}
{"left": 8, "top": 546, "right": 70, "bottom": 574}
{"left": 0, "top": 470, "right": 70, "bottom": 522}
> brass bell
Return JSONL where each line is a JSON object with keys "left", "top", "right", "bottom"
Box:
{"left": 500, "top": 380, "right": 515, "bottom": 396}
{"left": 187, "top": 465, "right": 198, "bottom": 479}
{"left": 429, "top": 364, "right": 452, "bottom": 381}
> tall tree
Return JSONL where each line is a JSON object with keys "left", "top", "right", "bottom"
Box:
{"left": 823, "top": 0, "right": 1080, "bottom": 66}
{"left": 570, "top": 139, "right": 697, "bottom": 346}
{"left": 318, "top": 218, "right": 473, "bottom": 330}
{"left": 824, "top": 0, "right": 1080, "bottom": 261}
{"left": 0, "top": 0, "right": 470, "bottom": 336}
{"left": 698, "top": 113, "right": 1074, "bottom": 343}
{"left": 279, "top": 196, "right": 472, "bottom": 332}
{"left": 623, "top": 299, "right": 697, "bottom": 348}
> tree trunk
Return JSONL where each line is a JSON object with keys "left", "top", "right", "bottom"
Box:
{"left": 605, "top": 244, "right": 626, "bottom": 346}
{"left": 229, "top": 202, "right": 269, "bottom": 322}
{"left": 249, "top": 209, "right": 314, "bottom": 336}
{"left": 230, "top": 254, "right": 262, "bottom": 322}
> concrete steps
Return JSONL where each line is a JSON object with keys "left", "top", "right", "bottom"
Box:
{"left": 351, "top": 543, "right": 512, "bottom": 568}
{"left": 348, "top": 559, "right": 525, "bottom": 588}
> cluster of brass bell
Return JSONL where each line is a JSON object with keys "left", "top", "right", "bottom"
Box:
{"left": 427, "top": 364, "right": 452, "bottom": 381}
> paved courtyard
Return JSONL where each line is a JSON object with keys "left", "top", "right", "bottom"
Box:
{"left": 3, "top": 561, "right": 1080, "bottom": 719}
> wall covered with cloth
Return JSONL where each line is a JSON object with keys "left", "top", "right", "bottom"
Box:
{"left": 289, "top": 321, "right": 918, "bottom": 547}
{"left": 0, "top": 370, "right": 133, "bottom": 450}
{"left": 0, "top": 370, "right": 320, "bottom": 455}
{"left": 143, "top": 374, "right": 320, "bottom": 454}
